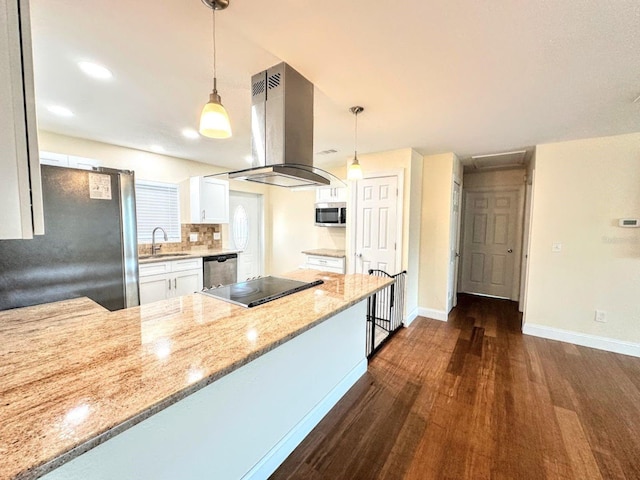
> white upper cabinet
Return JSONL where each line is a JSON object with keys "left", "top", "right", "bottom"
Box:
{"left": 188, "top": 177, "right": 229, "bottom": 224}
{"left": 316, "top": 186, "right": 347, "bottom": 203}
{"left": 0, "top": 0, "right": 43, "bottom": 239}
{"left": 39, "top": 151, "right": 69, "bottom": 168}
{"left": 40, "top": 151, "right": 102, "bottom": 170}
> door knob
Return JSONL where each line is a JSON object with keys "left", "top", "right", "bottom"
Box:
{"left": 507, "top": 249, "right": 513, "bottom": 253}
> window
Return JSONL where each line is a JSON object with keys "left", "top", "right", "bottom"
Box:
{"left": 232, "top": 205, "right": 249, "bottom": 250}
{"left": 135, "top": 180, "right": 181, "bottom": 243}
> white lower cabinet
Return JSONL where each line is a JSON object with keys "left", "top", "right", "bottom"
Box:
{"left": 304, "top": 255, "right": 346, "bottom": 274}
{"left": 139, "top": 257, "right": 203, "bottom": 305}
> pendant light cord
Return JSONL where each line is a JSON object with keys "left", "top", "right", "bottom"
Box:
{"left": 354, "top": 110, "right": 358, "bottom": 158}
{"left": 212, "top": 7, "right": 217, "bottom": 91}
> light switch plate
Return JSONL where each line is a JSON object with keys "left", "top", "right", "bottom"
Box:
{"left": 595, "top": 310, "right": 607, "bottom": 323}
{"left": 189, "top": 233, "right": 198, "bottom": 242}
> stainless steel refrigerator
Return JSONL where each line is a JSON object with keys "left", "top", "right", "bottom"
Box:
{"left": 0, "top": 165, "right": 139, "bottom": 311}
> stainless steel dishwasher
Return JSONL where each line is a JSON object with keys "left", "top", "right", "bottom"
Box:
{"left": 203, "top": 254, "right": 238, "bottom": 288}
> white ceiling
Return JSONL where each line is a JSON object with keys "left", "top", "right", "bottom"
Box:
{"left": 30, "top": 0, "right": 640, "bottom": 170}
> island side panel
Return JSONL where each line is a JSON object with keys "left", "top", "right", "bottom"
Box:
{"left": 41, "top": 300, "right": 367, "bottom": 480}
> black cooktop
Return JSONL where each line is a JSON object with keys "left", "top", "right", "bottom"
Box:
{"left": 199, "top": 276, "right": 324, "bottom": 308}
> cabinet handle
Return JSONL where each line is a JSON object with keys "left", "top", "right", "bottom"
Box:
{"left": 201, "top": 210, "right": 205, "bottom": 221}
{"left": 168, "top": 279, "right": 172, "bottom": 290}
{"left": 174, "top": 278, "right": 177, "bottom": 289}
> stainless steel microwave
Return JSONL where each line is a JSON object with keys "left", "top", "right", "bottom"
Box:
{"left": 315, "top": 202, "right": 346, "bottom": 227}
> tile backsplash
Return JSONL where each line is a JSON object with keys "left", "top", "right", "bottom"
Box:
{"left": 138, "top": 223, "right": 222, "bottom": 255}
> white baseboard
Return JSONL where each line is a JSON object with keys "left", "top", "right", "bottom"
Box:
{"left": 243, "top": 358, "right": 368, "bottom": 480}
{"left": 404, "top": 307, "right": 419, "bottom": 327}
{"left": 417, "top": 307, "right": 448, "bottom": 322}
{"left": 523, "top": 323, "right": 640, "bottom": 358}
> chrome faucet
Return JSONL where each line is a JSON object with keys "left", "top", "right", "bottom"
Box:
{"left": 151, "top": 227, "right": 168, "bottom": 255}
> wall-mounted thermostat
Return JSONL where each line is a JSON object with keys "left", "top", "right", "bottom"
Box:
{"left": 618, "top": 219, "right": 640, "bottom": 227}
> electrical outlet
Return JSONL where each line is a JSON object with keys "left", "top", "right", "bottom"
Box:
{"left": 213, "top": 232, "right": 221, "bottom": 240}
{"left": 595, "top": 310, "right": 607, "bottom": 323}
{"left": 189, "top": 233, "right": 198, "bottom": 242}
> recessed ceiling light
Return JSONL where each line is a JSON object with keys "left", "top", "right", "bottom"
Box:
{"left": 149, "top": 145, "right": 166, "bottom": 154}
{"left": 78, "top": 61, "right": 113, "bottom": 80}
{"left": 182, "top": 128, "right": 200, "bottom": 139}
{"left": 47, "top": 105, "right": 74, "bottom": 117}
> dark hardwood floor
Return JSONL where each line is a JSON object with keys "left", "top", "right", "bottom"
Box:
{"left": 271, "top": 294, "right": 640, "bottom": 479}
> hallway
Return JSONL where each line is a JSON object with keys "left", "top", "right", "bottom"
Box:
{"left": 271, "top": 294, "right": 640, "bottom": 479}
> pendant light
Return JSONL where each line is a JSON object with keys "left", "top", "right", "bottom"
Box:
{"left": 199, "top": 0, "right": 232, "bottom": 139}
{"left": 347, "top": 106, "right": 364, "bottom": 180}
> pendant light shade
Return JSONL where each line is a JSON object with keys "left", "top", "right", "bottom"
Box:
{"left": 199, "top": 0, "right": 232, "bottom": 139}
{"left": 347, "top": 156, "right": 363, "bottom": 180}
{"left": 347, "top": 106, "right": 364, "bottom": 180}
{"left": 199, "top": 87, "right": 232, "bottom": 138}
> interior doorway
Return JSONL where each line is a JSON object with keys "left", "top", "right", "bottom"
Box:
{"left": 459, "top": 188, "right": 523, "bottom": 299}
{"left": 458, "top": 165, "right": 527, "bottom": 301}
{"left": 448, "top": 180, "right": 462, "bottom": 311}
{"left": 350, "top": 172, "right": 403, "bottom": 275}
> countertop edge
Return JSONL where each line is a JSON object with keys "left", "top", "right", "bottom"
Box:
{"left": 18, "top": 278, "right": 392, "bottom": 480}
{"left": 301, "top": 249, "right": 346, "bottom": 258}
{"left": 138, "top": 249, "right": 241, "bottom": 264}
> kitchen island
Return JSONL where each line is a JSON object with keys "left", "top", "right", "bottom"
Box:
{"left": 0, "top": 271, "right": 391, "bottom": 480}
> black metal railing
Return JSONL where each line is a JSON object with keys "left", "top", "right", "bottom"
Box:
{"left": 366, "top": 269, "right": 407, "bottom": 358}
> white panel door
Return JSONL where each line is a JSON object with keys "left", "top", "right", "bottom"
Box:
{"left": 448, "top": 181, "right": 462, "bottom": 311}
{"left": 460, "top": 190, "right": 519, "bottom": 299}
{"left": 229, "top": 191, "right": 263, "bottom": 281}
{"left": 354, "top": 176, "right": 398, "bottom": 274}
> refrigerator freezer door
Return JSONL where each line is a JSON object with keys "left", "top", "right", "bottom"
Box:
{"left": 0, "top": 166, "right": 139, "bottom": 311}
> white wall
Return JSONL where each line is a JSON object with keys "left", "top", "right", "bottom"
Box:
{"left": 269, "top": 187, "right": 317, "bottom": 275}
{"left": 39, "top": 131, "right": 224, "bottom": 183}
{"left": 418, "top": 153, "right": 455, "bottom": 319}
{"left": 405, "top": 150, "right": 424, "bottom": 322}
{"left": 525, "top": 132, "right": 640, "bottom": 346}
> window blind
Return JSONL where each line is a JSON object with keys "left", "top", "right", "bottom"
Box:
{"left": 135, "top": 180, "right": 181, "bottom": 244}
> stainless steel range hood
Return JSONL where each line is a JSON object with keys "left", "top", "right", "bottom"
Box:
{"left": 227, "top": 62, "right": 331, "bottom": 188}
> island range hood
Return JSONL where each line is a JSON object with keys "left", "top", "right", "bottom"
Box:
{"left": 227, "top": 62, "right": 331, "bottom": 188}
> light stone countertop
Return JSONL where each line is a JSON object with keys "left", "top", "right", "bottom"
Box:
{"left": 0, "top": 271, "right": 392, "bottom": 480}
{"left": 138, "top": 247, "right": 241, "bottom": 264}
{"left": 301, "top": 248, "right": 346, "bottom": 258}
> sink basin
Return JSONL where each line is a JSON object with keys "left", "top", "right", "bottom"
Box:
{"left": 139, "top": 253, "right": 191, "bottom": 260}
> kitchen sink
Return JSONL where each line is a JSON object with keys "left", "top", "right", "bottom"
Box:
{"left": 139, "top": 253, "right": 191, "bottom": 259}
